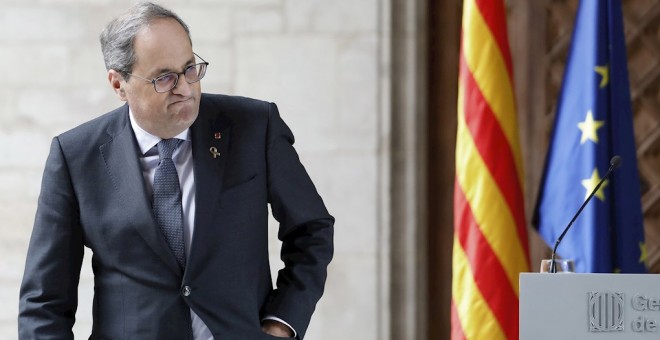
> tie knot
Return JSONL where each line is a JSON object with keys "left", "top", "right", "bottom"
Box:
{"left": 157, "top": 138, "right": 182, "bottom": 160}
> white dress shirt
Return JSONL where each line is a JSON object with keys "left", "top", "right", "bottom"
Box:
{"left": 128, "top": 110, "right": 295, "bottom": 339}
{"left": 129, "top": 111, "right": 214, "bottom": 339}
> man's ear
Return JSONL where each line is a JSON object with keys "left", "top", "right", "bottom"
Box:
{"left": 108, "top": 70, "right": 127, "bottom": 101}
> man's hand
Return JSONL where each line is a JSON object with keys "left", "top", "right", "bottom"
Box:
{"left": 261, "top": 319, "right": 294, "bottom": 338}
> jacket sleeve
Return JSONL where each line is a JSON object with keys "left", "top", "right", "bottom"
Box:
{"left": 263, "top": 102, "right": 334, "bottom": 339}
{"left": 18, "top": 136, "right": 84, "bottom": 339}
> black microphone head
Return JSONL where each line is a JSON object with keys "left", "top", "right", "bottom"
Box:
{"left": 610, "top": 155, "right": 622, "bottom": 169}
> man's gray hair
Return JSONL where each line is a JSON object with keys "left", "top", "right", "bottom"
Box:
{"left": 99, "top": 2, "right": 191, "bottom": 79}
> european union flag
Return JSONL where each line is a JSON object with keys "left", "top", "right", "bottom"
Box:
{"left": 534, "top": 0, "right": 646, "bottom": 273}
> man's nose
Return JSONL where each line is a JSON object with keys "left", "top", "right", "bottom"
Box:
{"left": 171, "top": 74, "right": 193, "bottom": 96}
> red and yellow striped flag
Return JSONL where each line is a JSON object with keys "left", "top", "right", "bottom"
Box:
{"left": 451, "top": 0, "right": 530, "bottom": 339}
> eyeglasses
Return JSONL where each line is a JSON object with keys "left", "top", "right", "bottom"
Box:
{"left": 126, "top": 53, "right": 209, "bottom": 93}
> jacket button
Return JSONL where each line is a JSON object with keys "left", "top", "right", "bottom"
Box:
{"left": 182, "top": 286, "right": 191, "bottom": 297}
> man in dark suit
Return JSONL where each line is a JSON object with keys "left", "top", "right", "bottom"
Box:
{"left": 18, "top": 2, "right": 334, "bottom": 339}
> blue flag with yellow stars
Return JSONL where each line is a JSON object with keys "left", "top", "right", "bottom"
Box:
{"left": 534, "top": 0, "right": 646, "bottom": 273}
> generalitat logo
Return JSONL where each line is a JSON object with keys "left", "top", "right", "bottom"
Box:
{"left": 589, "top": 292, "right": 625, "bottom": 332}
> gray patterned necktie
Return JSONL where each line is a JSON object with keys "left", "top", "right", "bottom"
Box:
{"left": 152, "top": 138, "right": 186, "bottom": 269}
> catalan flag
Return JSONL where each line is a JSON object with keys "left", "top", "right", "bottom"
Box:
{"left": 534, "top": 0, "right": 646, "bottom": 273}
{"left": 451, "top": 0, "right": 530, "bottom": 339}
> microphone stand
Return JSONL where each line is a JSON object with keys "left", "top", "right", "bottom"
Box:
{"left": 549, "top": 156, "right": 621, "bottom": 273}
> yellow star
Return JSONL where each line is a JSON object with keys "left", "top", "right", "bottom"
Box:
{"left": 639, "top": 242, "right": 648, "bottom": 265}
{"left": 577, "top": 110, "right": 605, "bottom": 144}
{"left": 581, "top": 168, "right": 609, "bottom": 201}
{"left": 594, "top": 64, "right": 609, "bottom": 88}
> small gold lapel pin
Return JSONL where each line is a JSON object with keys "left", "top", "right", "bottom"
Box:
{"left": 214, "top": 132, "right": 222, "bottom": 140}
{"left": 209, "top": 147, "right": 220, "bottom": 158}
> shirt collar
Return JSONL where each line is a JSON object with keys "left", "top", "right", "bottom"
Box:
{"left": 129, "top": 108, "right": 191, "bottom": 156}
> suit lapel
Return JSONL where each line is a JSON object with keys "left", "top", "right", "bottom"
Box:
{"left": 99, "top": 106, "right": 182, "bottom": 276}
{"left": 188, "top": 99, "right": 232, "bottom": 265}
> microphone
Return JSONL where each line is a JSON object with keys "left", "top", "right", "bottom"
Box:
{"left": 548, "top": 155, "right": 623, "bottom": 273}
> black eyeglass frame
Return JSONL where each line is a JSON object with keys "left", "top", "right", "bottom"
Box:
{"left": 125, "top": 52, "right": 209, "bottom": 93}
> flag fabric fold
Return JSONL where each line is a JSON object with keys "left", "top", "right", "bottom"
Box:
{"left": 451, "top": 0, "right": 530, "bottom": 339}
{"left": 534, "top": 0, "right": 646, "bottom": 273}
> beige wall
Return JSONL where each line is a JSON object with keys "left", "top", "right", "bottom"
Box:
{"left": 0, "top": 0, "right": 393, "bottom": 338}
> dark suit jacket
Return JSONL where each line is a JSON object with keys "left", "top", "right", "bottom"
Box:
{"left": 18, "top": 94, "right": 334, "bottom": 340}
